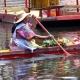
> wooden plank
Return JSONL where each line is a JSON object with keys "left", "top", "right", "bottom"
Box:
{"left": 63, "top": 12, "right": 80, "bottom": 15}
{"left": 3, "top": 7, "right": 29, "bottom": 12}
{"left": 57, "top": 15, "right": 80, "bottom": 20}
{"left": 64, "top": 5, "right": 80, "bottom": 8}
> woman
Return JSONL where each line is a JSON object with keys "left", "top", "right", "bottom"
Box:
{"left": 9, "top": 10, "right": 53, "bottom": 52}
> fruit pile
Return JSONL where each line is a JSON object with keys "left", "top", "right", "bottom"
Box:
{"left": 42, "top": 37, "right": 74, "bottom": 47}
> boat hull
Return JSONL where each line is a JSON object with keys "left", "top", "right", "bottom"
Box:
{"left": 0, "top": 44, "right": 80, "bottom": 60}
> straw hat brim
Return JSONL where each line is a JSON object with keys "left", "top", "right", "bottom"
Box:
{"left": 14, "top": 12, "right": 30, "bottom": 23}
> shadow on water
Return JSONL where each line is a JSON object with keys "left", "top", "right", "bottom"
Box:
{"left": 36, "top": 19, "right": 80, "bottom": 32}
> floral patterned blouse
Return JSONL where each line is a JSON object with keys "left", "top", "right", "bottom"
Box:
{"left": 17, "top": 23, "right": 36, "bottom": 39}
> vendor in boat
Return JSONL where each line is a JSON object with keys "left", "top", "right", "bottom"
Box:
{"left": 9, "top": 10, "right": 52, "bottom": 52}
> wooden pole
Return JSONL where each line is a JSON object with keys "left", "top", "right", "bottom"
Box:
{"left": 25, "top": 0, "right": 30, "bottom": 12}
{"left": 76, "top": 0, "right": 79, "bottom": 12}
{"left": 4, "top": 0, "right": 7, "bottom": 13}
{"left": 25, "top": 0, "right": 28, "bottom": 8}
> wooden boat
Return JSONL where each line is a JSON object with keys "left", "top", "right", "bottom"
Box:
{"left": 0, "top": 9, "right": 80, "bottom": 60}
{"left": 0, "top": 43, "right": 80, "bottom": 60}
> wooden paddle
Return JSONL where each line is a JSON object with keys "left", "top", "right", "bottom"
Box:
{"left": 35, "top": 18, "right": 72, "bottom": 57}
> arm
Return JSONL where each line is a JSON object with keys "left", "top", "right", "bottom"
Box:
{"left": 34, "top": 35, "right": 51, "bottom": 39}
{"left": 17, "top": 29, "right": 52, "bottom": 40}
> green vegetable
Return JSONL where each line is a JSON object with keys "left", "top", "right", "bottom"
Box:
{"left": 42, "top": 40, "right": 66, "bottom": 47}
{"left": 42, "top": 40, "right": 57, "bottom": 47}
{"left": 61, "top": 42, "right": 66, "bottom": 46}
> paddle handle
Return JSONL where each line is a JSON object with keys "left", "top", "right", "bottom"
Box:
{"left": 35, "top": 18, "right": 71, "bottom": 57}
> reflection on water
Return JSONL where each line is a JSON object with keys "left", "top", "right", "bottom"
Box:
{"left": 0, "top": 54, "right": 79, "bottom": 80}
